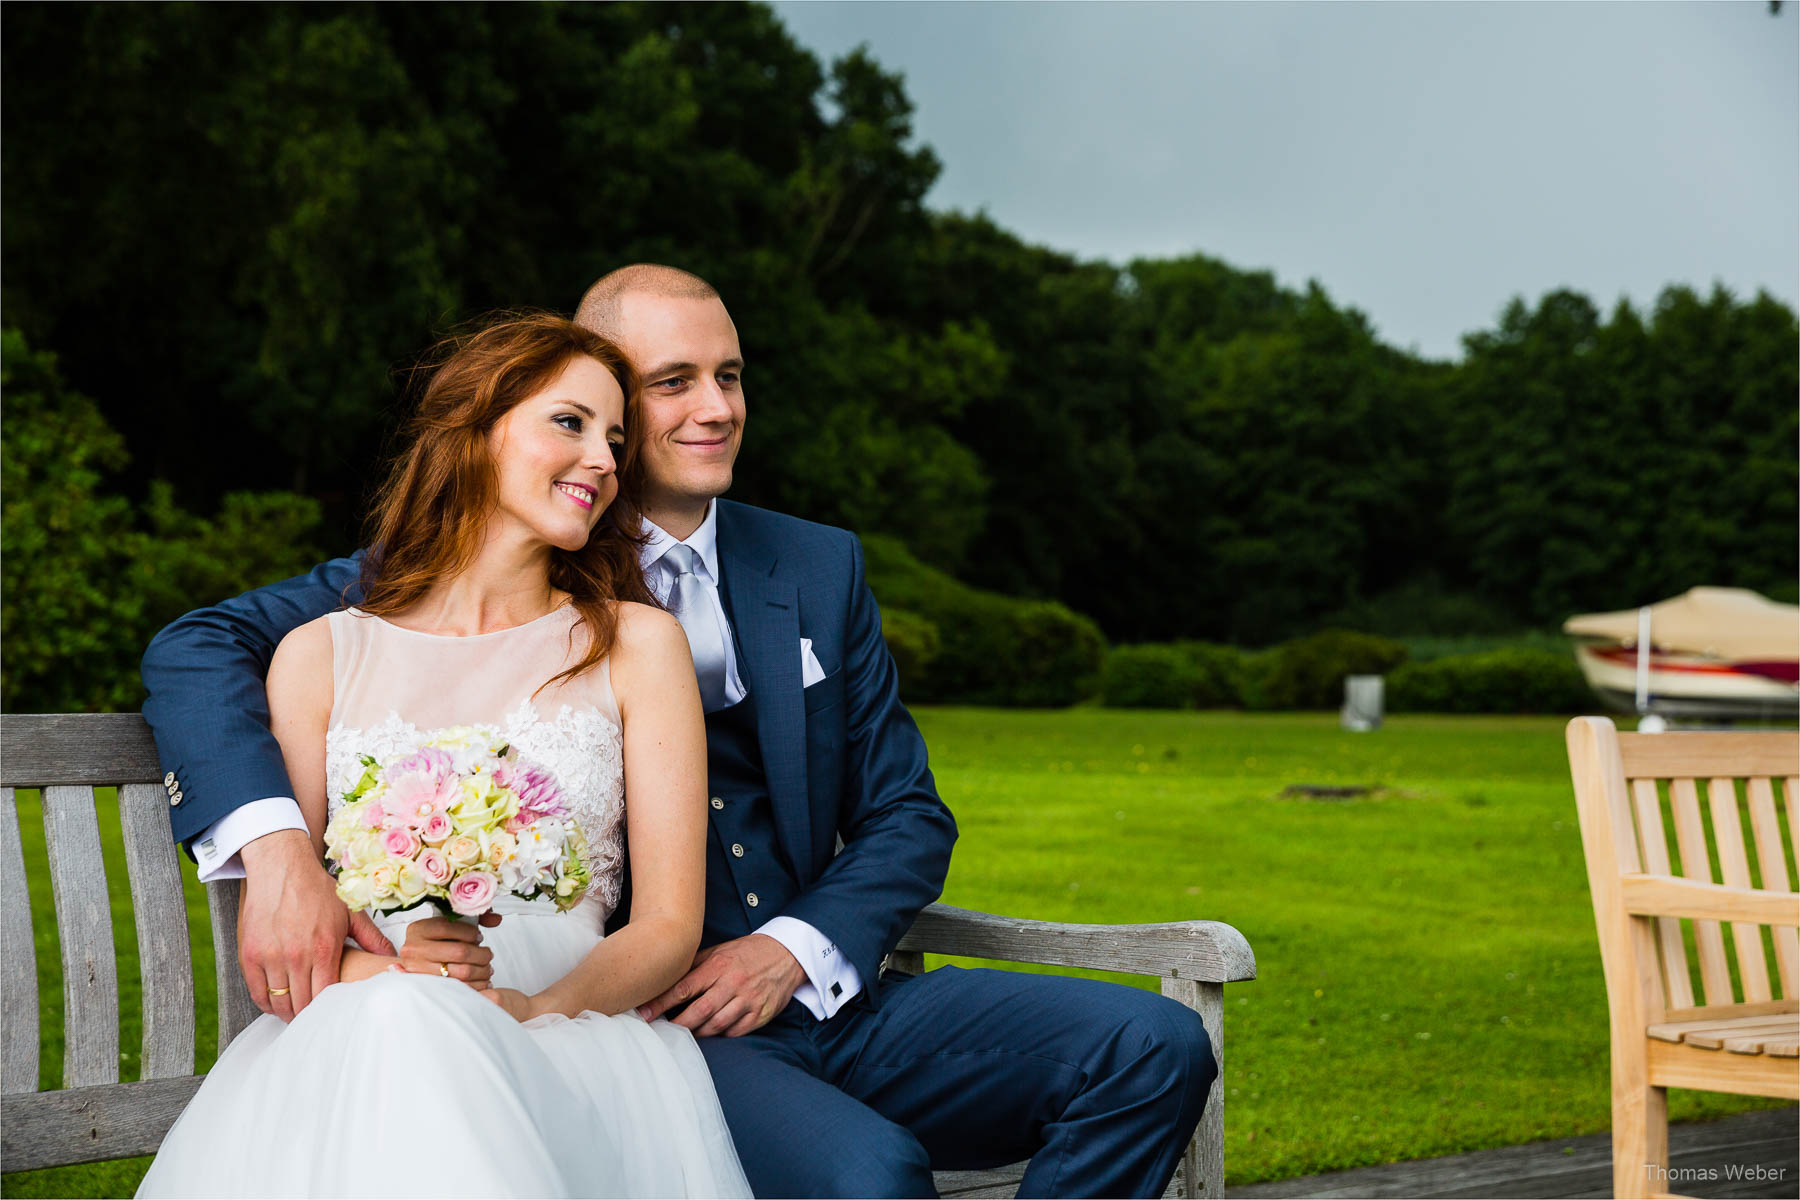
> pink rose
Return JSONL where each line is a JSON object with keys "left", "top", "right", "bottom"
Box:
{"left": 449, "top": 871, "right": 498, "bottom": 916}
{"left": 382, "top": 828, "right": 421, "bottom": 859}
{"left": 362, "top": 803, "right": 386, "bottom": 830}
{"left": 421, "top": 812, "right": 453, "bottom": 844}
{"left": 418, "top": 849, "right": 451, "bottom": 885}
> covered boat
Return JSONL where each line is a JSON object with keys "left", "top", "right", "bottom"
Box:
{"left": 1563, "top": 587, "right": 1799, "bottom": 720}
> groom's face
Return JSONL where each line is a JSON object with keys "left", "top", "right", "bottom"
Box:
{"left": 611, "top": 292, "right": 745, "bottom": 515}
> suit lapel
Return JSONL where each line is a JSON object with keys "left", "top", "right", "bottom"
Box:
{"left": 715, "top": 506, "right": 813, "bottom": 872}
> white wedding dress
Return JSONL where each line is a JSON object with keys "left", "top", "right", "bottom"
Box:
{"left": 138, "top": 606, "right": 751, "bottom": 1199}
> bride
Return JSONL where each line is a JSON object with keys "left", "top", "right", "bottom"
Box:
{"left": 138, "top": 314, "right": 751, "bottom": 1198}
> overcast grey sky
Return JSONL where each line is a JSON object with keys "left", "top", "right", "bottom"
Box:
{"left": 770, "top": 1, "right": 1798, "bottom": 360}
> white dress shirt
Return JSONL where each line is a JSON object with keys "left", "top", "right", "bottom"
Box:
{"left": 199, "top": 503, "right": 864, "bottom": 1018}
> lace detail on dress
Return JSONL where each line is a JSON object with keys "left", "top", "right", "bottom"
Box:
{"left": 325, "top": 701, "right": 625, "bottom": 921}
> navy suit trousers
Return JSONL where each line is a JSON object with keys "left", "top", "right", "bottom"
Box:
{"left": 696, "top": 965, "right": 1216, "bottom": 1199}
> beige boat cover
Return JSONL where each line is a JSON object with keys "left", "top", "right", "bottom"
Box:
{"left": 1563, "top": 587, "right": 1800, "bottom": 660}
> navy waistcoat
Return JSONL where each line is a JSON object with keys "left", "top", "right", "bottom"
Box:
{"left": 701, "top": 696, "right": 801, "bottom": 947}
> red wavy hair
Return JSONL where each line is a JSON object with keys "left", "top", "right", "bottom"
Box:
{"left": 357, "top": 312, "right": 657, "bottom": 685}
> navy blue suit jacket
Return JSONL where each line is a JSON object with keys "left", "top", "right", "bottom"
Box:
{"left": 140, "top": 500, "right": 957, "bottom": 994}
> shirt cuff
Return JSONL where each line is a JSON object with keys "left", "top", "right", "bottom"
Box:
{"left": 192, "top": 798, "right": 308, "bottom": 882}
{"left": 756, "top": 915, "right": 864, "bottom": 1020}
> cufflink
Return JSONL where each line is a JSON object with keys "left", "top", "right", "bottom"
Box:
{"left": 830, "top": 982, "right": 843, "bottom": 999}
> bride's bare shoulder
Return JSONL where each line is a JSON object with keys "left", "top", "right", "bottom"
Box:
{"left": 268, "top": 614, "right": 335, "bottom": 698}
{"left": 273, "top": 613, "right": 334, "bottom": 660}
{"left": 608, "top": 602, "right": 693, "bottom": 692}
{"left": 612, "top": 600, "right": 680, "bottom": 658}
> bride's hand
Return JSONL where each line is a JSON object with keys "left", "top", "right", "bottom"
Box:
{"left": 482, "top": 987, "right": 539, "bottom": 1023}
{"left": 399, "top": 915, "right": 499, "bottom": 988}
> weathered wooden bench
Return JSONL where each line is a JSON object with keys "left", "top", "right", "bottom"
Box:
{"left": 1, "top": 712, "right": 1256, "bottom": 1197}
{"left": 1566, "top": 717, "right": 1799, "bottom": 1200}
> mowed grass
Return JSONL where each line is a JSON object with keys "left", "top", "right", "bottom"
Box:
{"left": 4, "top": 711, "right": 1789, "bottom": 1194}
{"left": 911, "top": 709, "right": 1790, "bottom": 1184}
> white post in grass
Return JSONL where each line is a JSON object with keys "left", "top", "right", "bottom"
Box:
{"left": 1341, "top": 675, "right": 1384, "bottom": 732}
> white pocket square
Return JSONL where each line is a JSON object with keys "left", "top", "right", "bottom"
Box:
{"left": 800, "top": 638, "right": 827, "bottom": 687}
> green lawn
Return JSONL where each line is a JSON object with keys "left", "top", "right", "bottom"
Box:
{"left": 4, "top": 711, "right": 1788, "bottom": 1194}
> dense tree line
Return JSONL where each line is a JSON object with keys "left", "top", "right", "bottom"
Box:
{"left": 4, "top": 2, "right": 1794, "bottom": 689}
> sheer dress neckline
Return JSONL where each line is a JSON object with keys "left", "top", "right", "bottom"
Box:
{"left": 345, "top": 601, "right": 576, "bottom": 640}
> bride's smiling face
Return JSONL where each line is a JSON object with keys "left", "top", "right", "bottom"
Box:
{"left": 487, "top": 355, "right": 627, "bottom": 552}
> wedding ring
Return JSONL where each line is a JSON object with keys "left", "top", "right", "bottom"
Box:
{"left": 268, "top": 987, "right": 291, "bottom": 997}
{"left": 439, "top": 964, "right": 450, "bottom": 978}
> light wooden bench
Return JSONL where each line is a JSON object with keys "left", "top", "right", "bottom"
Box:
{"left": 1566, "top": 717, "right": 1800, "bottom": 1200}
{"left": 1, "top": 712, "right": 1256, "bottom": 1196}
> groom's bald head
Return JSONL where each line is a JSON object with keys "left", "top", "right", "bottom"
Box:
{"left": 575, "top": 264, "right": 720, "bottom": 341}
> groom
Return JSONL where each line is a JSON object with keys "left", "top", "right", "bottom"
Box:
{"left": 141, "top": 264, "right": 1215, "bottom": 1198}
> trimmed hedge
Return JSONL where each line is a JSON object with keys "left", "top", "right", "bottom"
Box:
{"left": 865, "top": 535, "right": 1105, "bottom": 707}
{"left": 1100, "top": 632, "right": 1586, "bottom": 714}
{"left": 1260, "top": 630, "right": 1408, "bottom": 711}
{"left": 879, "top": 608, "right": 941, "bottom": 698}
{"left": 1103, "top": 641, "right": 1243, "bottom": 709}
{"left": 1102, "top": 645, "right": 1199, "bottom": 708}
{"left": 1387, "top": 648, "right": 1591, "bottom": 714}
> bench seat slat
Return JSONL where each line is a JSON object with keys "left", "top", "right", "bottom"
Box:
{"left": 0, "top": 1076, "right": 202, "bottom": 1172}
{"left": 1681, "top": 1016, "right": 1797, "bottom": 1050}
{"left": 43, "top": 785, "right": 121, "bottom": 1088}
{"left": 1, "top": 788, "right": 41, "bottom": 1095}
{"left": 119, "top": 783, "right": 196, "bottom": 1080}
{"left": 1645, "top": 1008, "right": 1799, "bottom": 1041}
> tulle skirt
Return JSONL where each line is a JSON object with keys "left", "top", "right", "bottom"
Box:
{"left": 137, "top": 899, "right": 750, "bottom": 1198}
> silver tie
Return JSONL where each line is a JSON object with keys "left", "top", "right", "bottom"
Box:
{"left": 663, "top": 544, "right": 730, "bottom": 712}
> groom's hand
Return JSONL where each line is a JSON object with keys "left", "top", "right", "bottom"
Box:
{"left": 239, "top": 829, "right": 394, "bottom": 1021}
{"left": 637, "top": 934, "right": 807, "bottom": 1038}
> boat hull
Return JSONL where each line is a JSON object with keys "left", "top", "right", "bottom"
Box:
{"left": 1572, "top": 643, "right": 1800, "bottom": 720}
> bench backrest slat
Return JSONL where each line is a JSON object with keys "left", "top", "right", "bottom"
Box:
{"left": 118, "top": 782, "right": 196, "bottom": 1079}
{"left": 1, "top": 713, "right": 162, "bottom": 787}
{"left": 1628, "top": 778, "right": 1695, "bottom": 1009}
{"left": 1707, "top": 777, "right": 1774, "bottom": 1003}
{"left": 1667, "top": 777, "right": 1734, "bottom": 1004}
{"left": 2, "top": 787, "right": 41, "bottom": 1094}
{"left": 1747, "top": 777, "right": 1798, "bottom": 997}
{"left": 42, "top": 785, "right": 121, "bottom": 1087}
{"left": 206, "top": 878, "right": 259, "bottom": 1052}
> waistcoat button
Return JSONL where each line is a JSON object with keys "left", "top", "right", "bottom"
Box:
{"left": 731, "top": 843, "right": 745, "bottom": 858}
{"left": 710, "top": 797, "right": 724, "bottom": 811}
{"left": 746, "top": 892, "right": 759, "bottom": 907}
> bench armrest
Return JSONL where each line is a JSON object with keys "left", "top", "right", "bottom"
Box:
{"left": 896, "top": 902, "right": 1256, "bottom": 983}
{"left": 1621, "top": 874, "right": 1800, "bottom": 926}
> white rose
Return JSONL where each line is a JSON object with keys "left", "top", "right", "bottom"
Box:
{"left": 395, "top": 862, "right": 428, "bottom": 903}
{"left": 337, "top": 873, "right": 375, "bottom": 911}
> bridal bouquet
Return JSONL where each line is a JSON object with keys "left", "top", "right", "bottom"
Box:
{"left": 324, "top": 727, "right": 591, "bottom": 919}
